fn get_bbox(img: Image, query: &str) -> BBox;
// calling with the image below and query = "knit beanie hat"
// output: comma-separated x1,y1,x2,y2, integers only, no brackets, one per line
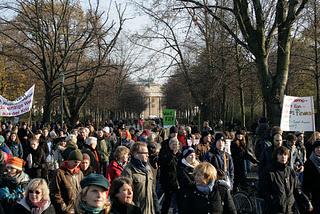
80,173,109,190
6,157,25,171
67,149,83,161
182,147,195,159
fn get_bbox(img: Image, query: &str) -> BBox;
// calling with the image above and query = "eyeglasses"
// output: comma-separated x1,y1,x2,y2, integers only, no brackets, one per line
29,190,41,194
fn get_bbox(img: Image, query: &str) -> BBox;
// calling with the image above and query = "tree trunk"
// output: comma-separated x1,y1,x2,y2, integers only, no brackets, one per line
42,87,53,125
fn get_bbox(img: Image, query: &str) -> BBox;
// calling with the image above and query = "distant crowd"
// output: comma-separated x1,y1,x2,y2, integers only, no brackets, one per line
0,118,319,214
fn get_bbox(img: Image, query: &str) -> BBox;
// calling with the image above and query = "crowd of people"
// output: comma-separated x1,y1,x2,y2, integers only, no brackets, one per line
0,118,318,214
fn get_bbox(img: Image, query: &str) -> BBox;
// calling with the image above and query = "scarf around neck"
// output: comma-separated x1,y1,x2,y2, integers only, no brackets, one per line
130,157,148,174
79,200,104,214
309,151,320,174
196,181,215,194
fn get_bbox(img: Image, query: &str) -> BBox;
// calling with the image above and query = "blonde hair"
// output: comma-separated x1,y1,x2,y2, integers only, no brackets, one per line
75,186,111,214
193,162,217,184
25,178,50,201
114,146,130,161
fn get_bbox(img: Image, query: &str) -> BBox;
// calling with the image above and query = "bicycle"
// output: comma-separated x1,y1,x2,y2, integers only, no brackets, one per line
232,176,264,214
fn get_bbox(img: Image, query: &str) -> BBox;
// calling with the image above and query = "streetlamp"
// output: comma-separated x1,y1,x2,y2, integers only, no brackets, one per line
59,73,65,128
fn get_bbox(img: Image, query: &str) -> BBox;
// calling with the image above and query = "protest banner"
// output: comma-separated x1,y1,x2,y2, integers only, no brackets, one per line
280,95,315,132
163,109,176,128
0,85,35,117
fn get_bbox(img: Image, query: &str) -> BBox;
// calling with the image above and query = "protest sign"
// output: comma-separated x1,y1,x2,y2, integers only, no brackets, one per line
163,109,176,128
0,85,35,117
280,95,315,132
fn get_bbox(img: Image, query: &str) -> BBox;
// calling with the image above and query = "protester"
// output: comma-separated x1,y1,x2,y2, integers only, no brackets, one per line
109,177,142,214
96,129,112,175
181,162,236,214
159,137,180,214
231,130,258,191
6,132,23,158
195,131,211,162
0,157,30,213
80,153,94,176
305,131,320,160
263,146,313,214
176,147,199,213
303,140,320,213
0,135,12,156
206,133,234,190
10,178,55,214
122,142,160,214
75,173,111,214
50,149,84,213
82,137,100,173
106,146,130,185
24,137,46,179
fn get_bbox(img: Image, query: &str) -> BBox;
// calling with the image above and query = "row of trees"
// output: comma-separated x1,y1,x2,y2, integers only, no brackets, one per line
0,0,147,127
130,0,320,128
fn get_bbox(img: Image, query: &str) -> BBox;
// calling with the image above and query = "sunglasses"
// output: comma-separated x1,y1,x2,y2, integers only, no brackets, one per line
29,190,41,194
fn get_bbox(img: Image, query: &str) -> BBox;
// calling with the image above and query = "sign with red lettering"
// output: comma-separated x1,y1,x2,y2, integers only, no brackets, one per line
0,85,35,117
280,95,315,131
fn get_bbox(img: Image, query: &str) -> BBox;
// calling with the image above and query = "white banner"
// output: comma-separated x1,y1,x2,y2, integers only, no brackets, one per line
280,95,315,132
0,85,35,117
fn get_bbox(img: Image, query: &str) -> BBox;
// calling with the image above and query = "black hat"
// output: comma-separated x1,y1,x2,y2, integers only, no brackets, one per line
214,133,225,142
80,173,109,190
169,126,178,134
313,140,320,150
182,147,195,159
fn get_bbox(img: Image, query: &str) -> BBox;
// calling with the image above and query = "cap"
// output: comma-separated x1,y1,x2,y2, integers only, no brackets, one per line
0,135,4,144
80,173,109,190
6,157,25,171
67,149,83,161
86,137,97,145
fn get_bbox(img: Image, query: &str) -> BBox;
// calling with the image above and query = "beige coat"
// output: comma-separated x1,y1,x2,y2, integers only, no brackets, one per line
122,161,159,214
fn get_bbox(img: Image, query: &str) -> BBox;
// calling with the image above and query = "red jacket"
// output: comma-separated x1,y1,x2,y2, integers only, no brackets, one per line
105,160,124,185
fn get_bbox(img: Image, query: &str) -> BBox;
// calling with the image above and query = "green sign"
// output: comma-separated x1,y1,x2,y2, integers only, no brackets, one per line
163,109,176,128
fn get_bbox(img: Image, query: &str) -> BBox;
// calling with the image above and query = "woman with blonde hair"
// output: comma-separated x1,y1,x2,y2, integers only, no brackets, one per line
180,162,236,214
75,173,110,214
11,178,55,213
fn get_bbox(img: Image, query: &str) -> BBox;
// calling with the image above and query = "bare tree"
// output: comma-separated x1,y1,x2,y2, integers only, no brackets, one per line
0,0,125,125
178,0,309,125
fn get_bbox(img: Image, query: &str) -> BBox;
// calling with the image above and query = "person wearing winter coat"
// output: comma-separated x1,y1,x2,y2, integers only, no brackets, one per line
97,129,112,175
263,146,313,214
303,140,320,213
206,133,234,190
176,147,199,214
0,157,30,213
109,177,142,214
0,135,12,156
121,142,160,214
23,137,46,179
231,130,258,191
159,137,180,214
10,178,55,214
50,149,84,214
82,137,100,173
6,132,23,158
106,146,130,185
182,162,236,214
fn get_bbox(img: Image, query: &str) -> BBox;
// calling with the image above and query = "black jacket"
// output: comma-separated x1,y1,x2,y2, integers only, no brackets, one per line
23,145,46,179
110,200,142,214
264,162,310,214
182,183,237,214
159,150,180,191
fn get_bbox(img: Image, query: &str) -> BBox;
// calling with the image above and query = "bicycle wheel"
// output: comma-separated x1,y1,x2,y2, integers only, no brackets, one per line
233,191,254,214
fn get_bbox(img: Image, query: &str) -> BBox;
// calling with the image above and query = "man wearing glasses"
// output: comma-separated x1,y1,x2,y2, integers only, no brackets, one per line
122,142,160,214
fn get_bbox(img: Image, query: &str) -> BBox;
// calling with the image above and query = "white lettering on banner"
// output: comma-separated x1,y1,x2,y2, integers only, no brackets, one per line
280,95,315,132
0,85,35,117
